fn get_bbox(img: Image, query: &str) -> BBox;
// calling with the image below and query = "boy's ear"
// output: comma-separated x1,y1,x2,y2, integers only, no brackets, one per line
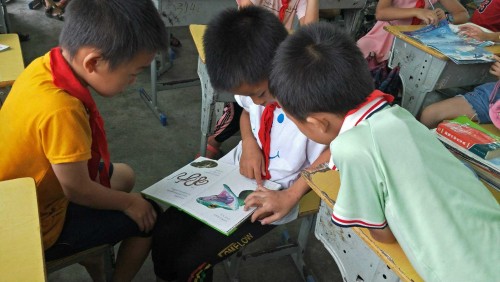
81,51,104,74
306,112,343,134
305,114,329,133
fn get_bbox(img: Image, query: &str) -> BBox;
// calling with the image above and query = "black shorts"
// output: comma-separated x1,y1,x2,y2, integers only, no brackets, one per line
44,163,159,261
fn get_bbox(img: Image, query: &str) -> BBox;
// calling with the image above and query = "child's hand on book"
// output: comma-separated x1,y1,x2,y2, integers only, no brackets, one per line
434,8,447,22
244,186,297,225
415,9,439,25
240,139,266,186
458,24,488,42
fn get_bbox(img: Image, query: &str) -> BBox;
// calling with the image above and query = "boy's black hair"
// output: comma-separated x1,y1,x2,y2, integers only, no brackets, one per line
270,22,375,121
59,0,168,70
203,6,288,91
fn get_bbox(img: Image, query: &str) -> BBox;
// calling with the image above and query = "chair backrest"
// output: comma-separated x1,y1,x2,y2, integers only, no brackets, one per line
0,177,46,282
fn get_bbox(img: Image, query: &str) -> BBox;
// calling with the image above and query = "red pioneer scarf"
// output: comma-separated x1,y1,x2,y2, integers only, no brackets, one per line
279,0,290,22
411,0,425,25
258,102,280,180
50,47,111,187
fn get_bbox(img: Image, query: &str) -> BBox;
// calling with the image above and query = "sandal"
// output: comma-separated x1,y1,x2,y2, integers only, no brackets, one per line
170,33,182,48
195,144,224,160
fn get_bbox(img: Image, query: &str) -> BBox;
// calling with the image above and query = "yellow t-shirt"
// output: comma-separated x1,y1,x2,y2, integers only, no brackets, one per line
0,52,92,249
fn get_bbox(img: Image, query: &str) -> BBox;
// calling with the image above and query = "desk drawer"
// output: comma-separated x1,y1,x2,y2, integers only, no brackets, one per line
315,201,400,282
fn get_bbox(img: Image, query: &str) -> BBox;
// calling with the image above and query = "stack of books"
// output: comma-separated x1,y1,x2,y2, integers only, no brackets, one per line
435,116,500,191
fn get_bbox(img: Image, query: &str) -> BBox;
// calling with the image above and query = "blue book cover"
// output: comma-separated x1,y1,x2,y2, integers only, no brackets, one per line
403,20,495,64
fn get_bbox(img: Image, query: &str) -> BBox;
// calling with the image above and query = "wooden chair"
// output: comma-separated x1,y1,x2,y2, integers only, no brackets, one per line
190,24,236,157
223,190,321,282
0,177,115,281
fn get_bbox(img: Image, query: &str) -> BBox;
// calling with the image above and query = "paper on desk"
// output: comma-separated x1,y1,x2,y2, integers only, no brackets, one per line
0,44,9,52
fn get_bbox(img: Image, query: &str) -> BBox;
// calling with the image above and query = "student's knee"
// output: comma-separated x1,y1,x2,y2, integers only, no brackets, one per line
420,96,475,128
110,163,135,192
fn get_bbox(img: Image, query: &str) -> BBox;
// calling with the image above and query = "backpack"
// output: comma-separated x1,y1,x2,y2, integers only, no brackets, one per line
366,52,402,105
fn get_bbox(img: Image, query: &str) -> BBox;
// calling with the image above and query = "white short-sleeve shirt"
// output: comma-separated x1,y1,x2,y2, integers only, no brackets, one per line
220,95,326,224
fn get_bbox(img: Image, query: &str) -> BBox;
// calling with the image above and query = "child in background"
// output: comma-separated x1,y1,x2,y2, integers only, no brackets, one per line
420,55,500,128
0,0,168,280
237,0,319,30
152,7,328,281
201,0,319,159
270,22,499,281
469,0,500,32
357,0,468,63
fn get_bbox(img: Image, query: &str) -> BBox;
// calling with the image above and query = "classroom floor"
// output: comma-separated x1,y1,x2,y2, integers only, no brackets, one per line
4,0,344,281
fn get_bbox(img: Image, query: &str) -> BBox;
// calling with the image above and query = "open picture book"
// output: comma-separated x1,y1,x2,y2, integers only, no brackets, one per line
141,157,282,235
403,20,495,64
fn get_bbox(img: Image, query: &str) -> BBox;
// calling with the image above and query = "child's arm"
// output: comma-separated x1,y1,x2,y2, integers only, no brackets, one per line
52,161,157,232
375,0,439,25
459,25,500,42
239,110,266,185
245,149,330,224
369,226,397,244
299,0,319,26
237,0,253,7
439,0,469,24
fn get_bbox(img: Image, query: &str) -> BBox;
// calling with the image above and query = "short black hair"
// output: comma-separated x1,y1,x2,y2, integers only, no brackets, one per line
59,0,168,70
270,22,374,121
203,6,288,91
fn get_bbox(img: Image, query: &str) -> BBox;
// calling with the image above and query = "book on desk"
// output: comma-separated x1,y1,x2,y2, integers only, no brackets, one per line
141,157,281,236
434,117,500,191
403,20,495,64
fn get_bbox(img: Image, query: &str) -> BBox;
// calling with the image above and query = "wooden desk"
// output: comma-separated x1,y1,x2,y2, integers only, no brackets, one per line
0,177,46,282
0,33,24,88
190,24,236,157
384,25,500,116
303,163,500,282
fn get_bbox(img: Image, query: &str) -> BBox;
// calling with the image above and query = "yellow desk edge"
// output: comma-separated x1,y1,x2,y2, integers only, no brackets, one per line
0,177,46,282
384,25,500,61
0,33,25,88
190,24,207,64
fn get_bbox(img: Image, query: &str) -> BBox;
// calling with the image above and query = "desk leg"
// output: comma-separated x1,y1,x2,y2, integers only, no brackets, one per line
388,40,446,116
315,202,401,282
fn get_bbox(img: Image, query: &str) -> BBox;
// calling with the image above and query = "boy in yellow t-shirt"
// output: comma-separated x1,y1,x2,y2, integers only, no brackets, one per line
0,0,167,280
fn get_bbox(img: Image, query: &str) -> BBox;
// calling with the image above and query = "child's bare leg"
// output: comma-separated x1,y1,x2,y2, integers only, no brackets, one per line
79,253,106,282
420,96,476,128
113,236,152,282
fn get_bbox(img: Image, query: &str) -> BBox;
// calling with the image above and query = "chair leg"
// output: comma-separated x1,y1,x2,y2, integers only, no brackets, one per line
291,214,317,282
224,249,243,282
103,245,116,282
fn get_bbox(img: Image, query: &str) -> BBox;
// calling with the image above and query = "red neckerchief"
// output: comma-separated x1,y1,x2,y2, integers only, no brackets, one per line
411,0,425,25
279,0,290,22
258,102,280,180
50,47,111,187
330,90,394,171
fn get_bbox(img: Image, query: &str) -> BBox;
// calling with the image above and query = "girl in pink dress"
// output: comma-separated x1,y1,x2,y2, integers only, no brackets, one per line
357,0,469,63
